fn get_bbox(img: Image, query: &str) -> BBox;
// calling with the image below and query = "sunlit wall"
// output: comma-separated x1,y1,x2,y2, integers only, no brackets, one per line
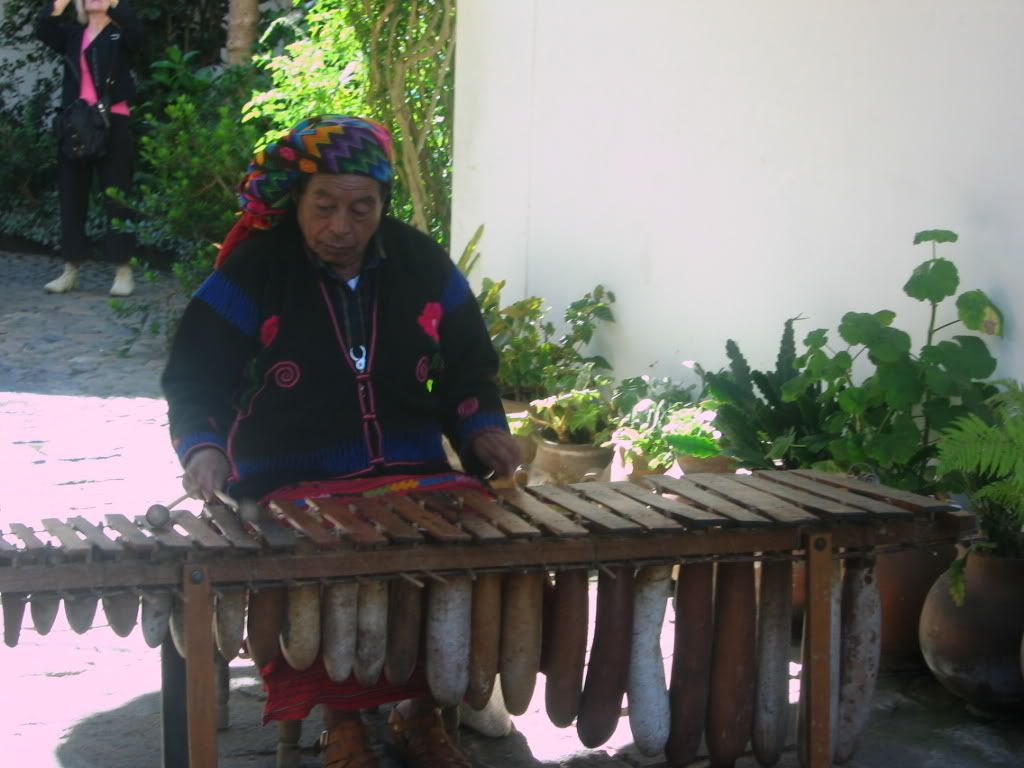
452,1,1023,385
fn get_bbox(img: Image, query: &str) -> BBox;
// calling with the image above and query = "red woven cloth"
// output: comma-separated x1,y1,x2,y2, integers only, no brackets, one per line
254,472,488,723
260,658,430,724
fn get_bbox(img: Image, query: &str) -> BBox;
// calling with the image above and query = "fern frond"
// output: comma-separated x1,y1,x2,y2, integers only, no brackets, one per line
938,402,1024,487
973,480,1024,517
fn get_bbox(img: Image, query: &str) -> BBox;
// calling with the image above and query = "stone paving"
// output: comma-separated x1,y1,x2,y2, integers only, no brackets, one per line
1,249,1022,767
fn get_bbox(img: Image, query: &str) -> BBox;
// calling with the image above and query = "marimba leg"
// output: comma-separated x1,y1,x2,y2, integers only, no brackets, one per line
276,720,302,768
216,653,230,731
160,632,188,768
799,533,837,768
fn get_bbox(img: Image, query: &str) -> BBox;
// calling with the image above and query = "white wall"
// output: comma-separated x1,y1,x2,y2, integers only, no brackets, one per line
452,1,1024,387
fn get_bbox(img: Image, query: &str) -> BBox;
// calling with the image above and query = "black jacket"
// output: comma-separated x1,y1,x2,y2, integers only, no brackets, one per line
162,216,509,500
36,1,143,108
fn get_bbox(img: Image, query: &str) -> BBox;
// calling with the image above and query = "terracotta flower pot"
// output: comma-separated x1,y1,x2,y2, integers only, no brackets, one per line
528,437,613,486
792,545,956,652
674,454,736,475
919,551,1024,712
875,545,955,670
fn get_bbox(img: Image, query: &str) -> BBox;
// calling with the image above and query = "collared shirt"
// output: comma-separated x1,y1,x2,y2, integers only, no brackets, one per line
311,233,387,356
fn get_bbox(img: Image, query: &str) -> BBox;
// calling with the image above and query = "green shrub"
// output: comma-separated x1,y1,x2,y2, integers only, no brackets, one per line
116,59,264,293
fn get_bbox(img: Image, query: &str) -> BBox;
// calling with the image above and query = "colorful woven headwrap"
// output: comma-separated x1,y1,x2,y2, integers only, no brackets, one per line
216,115,394,268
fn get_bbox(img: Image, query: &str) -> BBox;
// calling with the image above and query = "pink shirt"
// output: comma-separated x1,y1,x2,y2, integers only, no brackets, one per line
79,28,129,116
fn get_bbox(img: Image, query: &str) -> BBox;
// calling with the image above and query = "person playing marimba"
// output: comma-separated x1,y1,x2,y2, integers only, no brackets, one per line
162,115,520,768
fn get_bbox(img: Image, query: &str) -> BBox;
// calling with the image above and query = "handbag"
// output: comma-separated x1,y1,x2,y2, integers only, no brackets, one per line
55,32,118,161
56,98,111,160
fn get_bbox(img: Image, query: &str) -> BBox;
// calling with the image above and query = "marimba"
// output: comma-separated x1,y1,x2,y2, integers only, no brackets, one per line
0,470,973,768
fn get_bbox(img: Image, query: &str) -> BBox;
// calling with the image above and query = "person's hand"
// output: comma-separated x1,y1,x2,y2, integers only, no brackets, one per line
52,0,72,15
183,447,232,501
470,431,521,479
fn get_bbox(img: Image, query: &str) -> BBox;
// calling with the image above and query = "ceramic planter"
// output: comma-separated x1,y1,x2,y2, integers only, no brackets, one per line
674,454,736,475
528,436,613,486
919,551,1024,711
875,545,955,669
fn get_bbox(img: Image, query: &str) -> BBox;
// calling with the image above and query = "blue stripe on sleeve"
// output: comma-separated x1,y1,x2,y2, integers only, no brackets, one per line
440,265,471,313
175,431,227,463
455,410,509,450
194,271,260,338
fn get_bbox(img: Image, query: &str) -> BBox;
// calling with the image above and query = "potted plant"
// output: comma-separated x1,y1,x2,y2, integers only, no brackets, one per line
699,315,844,472
780,230,1003,492
777,229,1005,664
526,365,616,485
477,279,616,465
603,375,729,480
919,380,1024,711
477,278,616,404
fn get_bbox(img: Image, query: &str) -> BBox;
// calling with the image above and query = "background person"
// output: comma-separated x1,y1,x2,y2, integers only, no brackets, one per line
36,0,141,296
162,115,520,768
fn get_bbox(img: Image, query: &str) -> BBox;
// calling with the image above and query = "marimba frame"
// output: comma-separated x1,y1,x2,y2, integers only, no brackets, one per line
0,470,973,768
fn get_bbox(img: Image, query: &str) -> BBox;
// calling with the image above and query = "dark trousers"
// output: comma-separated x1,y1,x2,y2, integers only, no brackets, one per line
57,113,137,264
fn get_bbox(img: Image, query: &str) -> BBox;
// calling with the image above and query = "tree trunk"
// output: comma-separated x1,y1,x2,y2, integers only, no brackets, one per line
225,0,261,66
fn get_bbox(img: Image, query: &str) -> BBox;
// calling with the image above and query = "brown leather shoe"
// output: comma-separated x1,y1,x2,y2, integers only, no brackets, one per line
318,716,380,768
387,708,472,768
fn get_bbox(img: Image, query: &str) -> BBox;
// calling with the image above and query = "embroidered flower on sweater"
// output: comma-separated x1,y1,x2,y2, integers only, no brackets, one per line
417,302,443,342
415,355,430,383
260,315,280,347
457,397,479,419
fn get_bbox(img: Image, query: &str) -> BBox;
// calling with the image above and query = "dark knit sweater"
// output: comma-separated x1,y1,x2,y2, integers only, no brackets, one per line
162,216,508,500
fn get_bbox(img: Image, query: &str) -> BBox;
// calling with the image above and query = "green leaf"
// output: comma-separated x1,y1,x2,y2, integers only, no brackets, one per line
804,329,829,350
824,411,850,433
866,327,912,364
864,413,922,466
903,257,959,303
829,351,854,377
947,555,967,606
838,388,871,416
957,290,1004,337
874,310,897,326
839,312,886,346
828,434,867,466
781,374,810,403
913,229,959,245
922,400,966,434
766,432,796,460
875,361,923,409
923,362,956,396
804,350,831,378
666,433,720,459
937,336,998,381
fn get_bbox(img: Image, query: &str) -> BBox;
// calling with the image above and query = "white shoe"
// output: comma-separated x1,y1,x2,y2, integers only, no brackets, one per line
44,263,79,294
110,265,135,297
